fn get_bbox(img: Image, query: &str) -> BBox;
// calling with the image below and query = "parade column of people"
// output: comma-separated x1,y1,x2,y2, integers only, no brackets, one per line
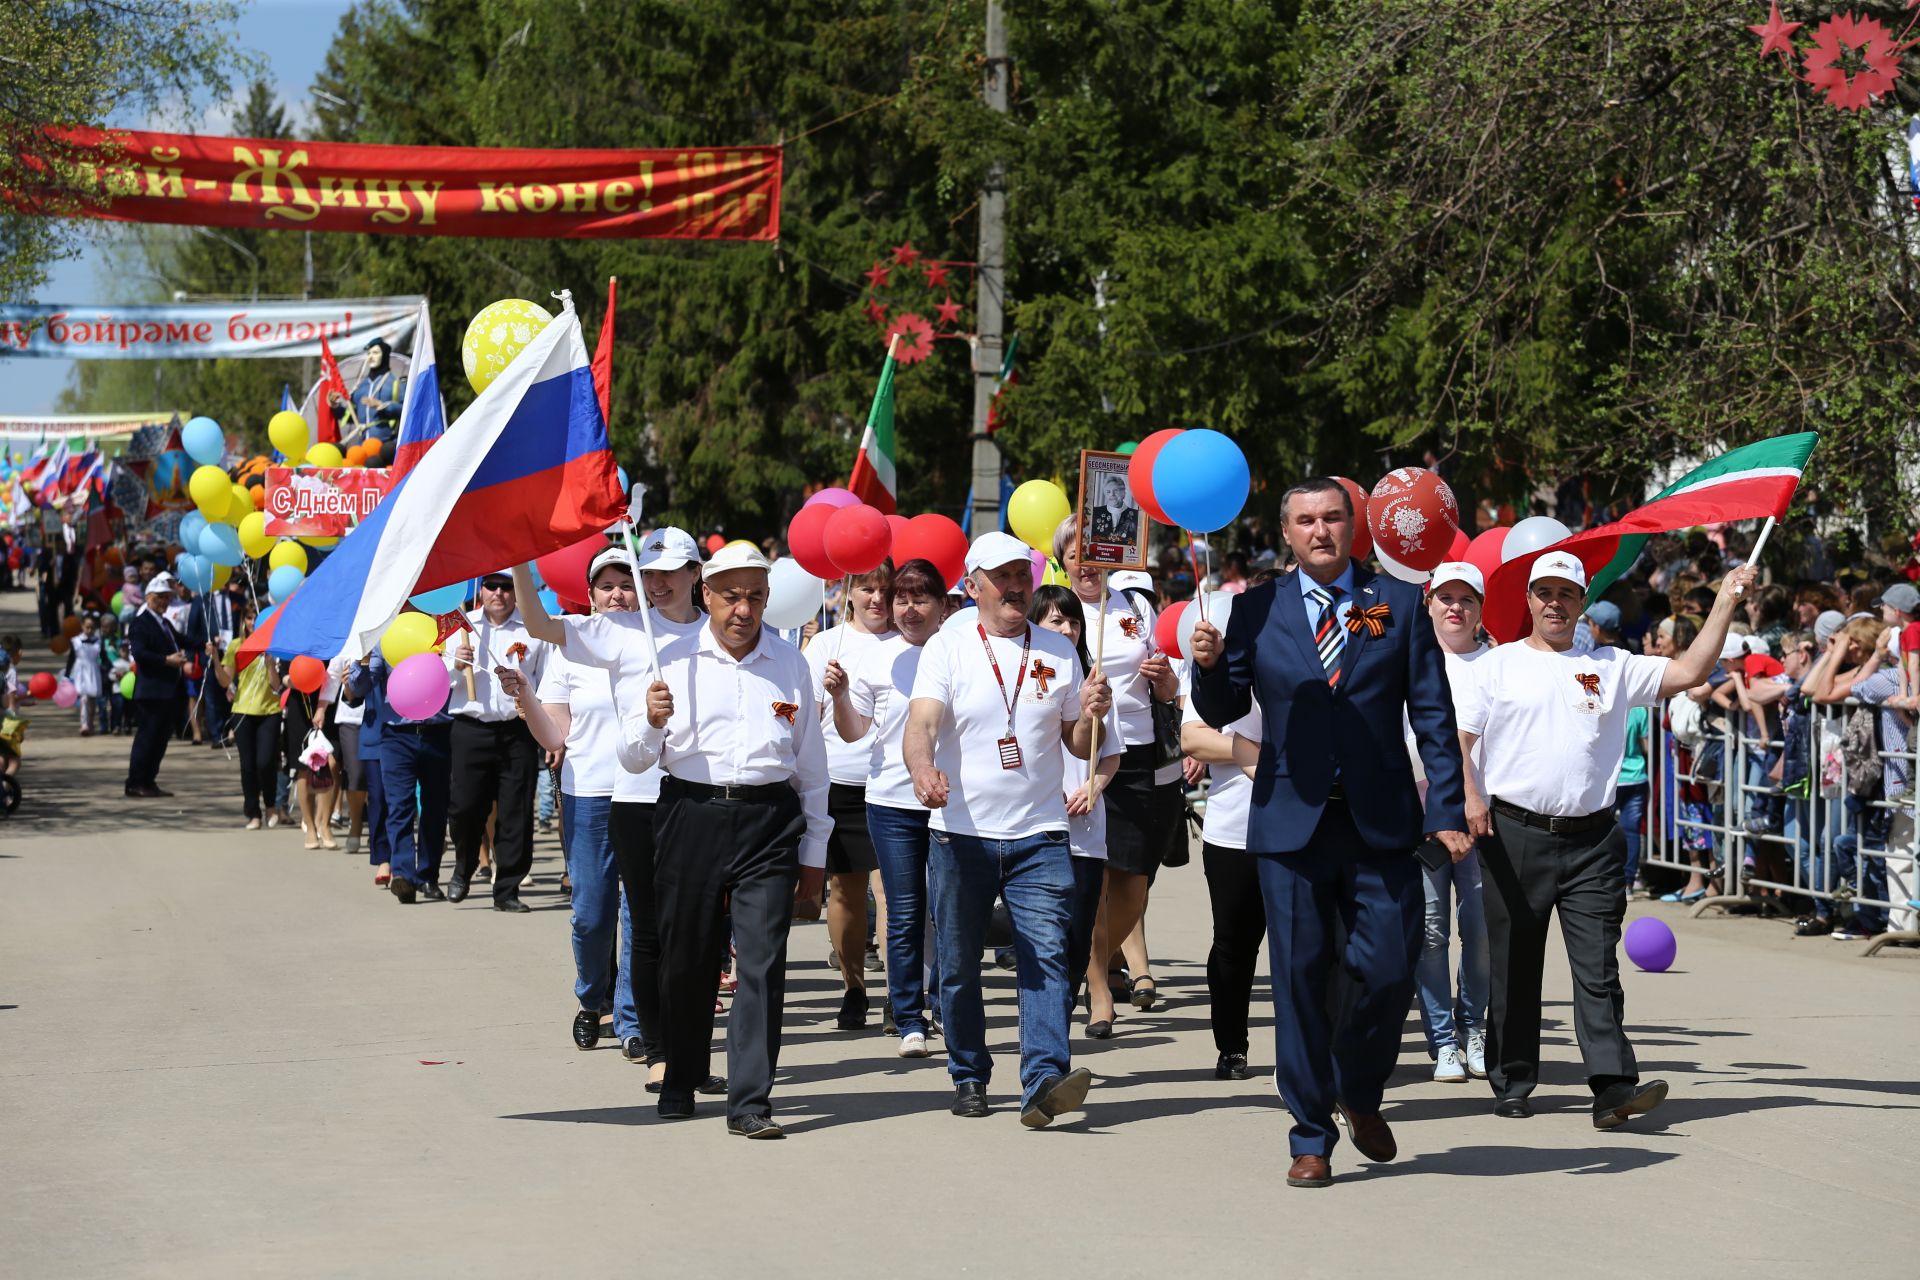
349,648,452,903
124,571,186,799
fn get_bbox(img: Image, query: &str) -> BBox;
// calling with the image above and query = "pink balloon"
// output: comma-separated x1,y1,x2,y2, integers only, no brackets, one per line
52,679,79,709
1030,549,1046,588
388,652,451,721
804,487,861,509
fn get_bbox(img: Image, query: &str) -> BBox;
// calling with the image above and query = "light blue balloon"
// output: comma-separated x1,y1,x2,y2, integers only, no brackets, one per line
538,588,559,615
179,510,208,547
1152,429,1250,533
409,580,469,614
173,552,213,593
182,416,225,467
198,521,243,567
269,564,304,603
617,466,630,496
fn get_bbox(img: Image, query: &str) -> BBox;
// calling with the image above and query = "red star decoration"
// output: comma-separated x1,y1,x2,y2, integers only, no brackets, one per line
1801,12,1905,112
891,241,921,267
862,299,889,329
934,295,964,328
884,312,935,365
924,261,950,288
863,261,892,289
1749,1,1803,62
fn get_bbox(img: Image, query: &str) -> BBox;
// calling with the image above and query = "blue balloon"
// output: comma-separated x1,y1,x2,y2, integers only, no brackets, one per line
173,552,213,593
1152,429,1250,533
198,521,243,567
182,416,225,467
617,466,630,496
538,588,559,615
269,564,304,603
409,580,469,614
178,510,208,547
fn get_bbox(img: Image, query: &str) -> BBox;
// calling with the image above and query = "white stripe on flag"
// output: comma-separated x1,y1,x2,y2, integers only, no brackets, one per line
1667,466,1804,497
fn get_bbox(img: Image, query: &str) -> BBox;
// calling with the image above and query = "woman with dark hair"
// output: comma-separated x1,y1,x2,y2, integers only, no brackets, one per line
826,558,946,1055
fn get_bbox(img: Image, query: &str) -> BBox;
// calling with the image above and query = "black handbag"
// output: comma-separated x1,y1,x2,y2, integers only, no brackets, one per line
1151,695,1182,769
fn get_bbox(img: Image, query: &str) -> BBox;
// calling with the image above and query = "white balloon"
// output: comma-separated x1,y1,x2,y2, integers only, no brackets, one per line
763,557,825,631
1374,540,1429,584
1501,515,1573,563
1177,589,1236,657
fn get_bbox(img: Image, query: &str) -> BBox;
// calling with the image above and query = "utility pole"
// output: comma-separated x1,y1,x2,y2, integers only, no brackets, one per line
968,0,1009,536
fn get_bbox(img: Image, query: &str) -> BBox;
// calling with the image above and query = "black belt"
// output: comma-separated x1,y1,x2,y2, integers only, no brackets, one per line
1492,798,1612,835
386,721,448,735
662,775,794,804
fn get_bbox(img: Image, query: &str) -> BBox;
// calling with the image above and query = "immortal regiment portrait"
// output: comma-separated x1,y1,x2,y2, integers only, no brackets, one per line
1075,449,1147,570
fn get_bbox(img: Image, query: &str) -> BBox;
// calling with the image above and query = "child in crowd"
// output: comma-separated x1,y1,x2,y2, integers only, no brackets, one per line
64,613,107,736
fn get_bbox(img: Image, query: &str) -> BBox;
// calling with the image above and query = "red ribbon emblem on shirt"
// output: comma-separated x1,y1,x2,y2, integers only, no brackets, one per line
1030,660,1056,694
771,701,799,724
505,641,528,663
1575,672,1602,697
1344,603,1392,638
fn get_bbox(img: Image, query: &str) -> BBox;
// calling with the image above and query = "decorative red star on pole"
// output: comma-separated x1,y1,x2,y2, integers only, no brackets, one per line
891,241,921,267
863,261,892,289
1749,1,1803,62
862,299,889,328
934,295,964,328
924,261,950,289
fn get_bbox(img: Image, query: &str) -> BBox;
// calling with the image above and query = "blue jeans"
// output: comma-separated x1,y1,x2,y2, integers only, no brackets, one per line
868,802,937,1037
1414,848,1487,1053
1615,783,1648,888
380,724,451,888
363,755,393,867
561,793,638,1040
930,828,1075,1109
537,764,556,825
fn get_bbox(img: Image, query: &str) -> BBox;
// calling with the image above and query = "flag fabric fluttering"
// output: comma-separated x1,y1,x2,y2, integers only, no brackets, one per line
591,277,617,425
242,294,624,668
316,336,352,445
1482,432,1820,643
389,301,446,481
847,336,898,513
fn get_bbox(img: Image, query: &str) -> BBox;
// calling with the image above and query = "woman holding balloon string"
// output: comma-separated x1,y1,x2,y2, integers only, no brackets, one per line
215,600,285,831
281,652,339,850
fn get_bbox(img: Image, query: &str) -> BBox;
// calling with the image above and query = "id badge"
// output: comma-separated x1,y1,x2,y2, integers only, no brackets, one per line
997,736,1023,770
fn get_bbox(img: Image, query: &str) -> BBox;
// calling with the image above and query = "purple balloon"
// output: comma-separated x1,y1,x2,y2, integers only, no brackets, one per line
387,652,451,721
804,486,861,509
1029,548,1046,589
1623,917,1676,972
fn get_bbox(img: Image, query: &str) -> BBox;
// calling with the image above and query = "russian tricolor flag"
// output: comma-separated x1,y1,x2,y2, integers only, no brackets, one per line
248,294,622,665
391,301,446,480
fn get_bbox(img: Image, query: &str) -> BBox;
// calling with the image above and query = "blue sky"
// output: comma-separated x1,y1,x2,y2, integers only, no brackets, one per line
9,0,358,414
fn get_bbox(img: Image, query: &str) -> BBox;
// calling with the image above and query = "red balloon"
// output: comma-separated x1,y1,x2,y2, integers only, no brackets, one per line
785,503,841,579
823,504,893,576
1332,477,1373,561
1446,526,1472,561
885,513,911,552
1153,599,1190,657
288,655,327,694
535,534,606,606
1367,467,1460,574
27,671,56,700
704,534,725,553
1128,428,1185,527
892,513,968,587
1463,526,1509,589
558,596,590,616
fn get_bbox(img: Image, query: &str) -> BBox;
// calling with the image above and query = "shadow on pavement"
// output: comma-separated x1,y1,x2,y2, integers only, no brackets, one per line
1340,1144,1680,1180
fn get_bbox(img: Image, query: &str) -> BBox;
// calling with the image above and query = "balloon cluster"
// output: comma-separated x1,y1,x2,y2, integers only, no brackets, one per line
774,489,971,630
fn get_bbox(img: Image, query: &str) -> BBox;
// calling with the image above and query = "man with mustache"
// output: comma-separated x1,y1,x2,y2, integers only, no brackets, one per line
1456,551,1756,1128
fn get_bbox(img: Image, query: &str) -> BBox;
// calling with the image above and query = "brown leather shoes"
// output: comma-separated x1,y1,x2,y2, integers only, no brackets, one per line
1286,1154,1333,1188
1337,1103,1398,1162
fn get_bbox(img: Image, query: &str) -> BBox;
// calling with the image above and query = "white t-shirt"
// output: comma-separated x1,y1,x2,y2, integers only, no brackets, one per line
846,634,928,811
910,621,1084,840
328,655,364,726
1064,699,1126,860
1081,587,1157,746
1183,694,1262,851
537,651,622,799
1406,643,1490,794
562,608,704,691
560,609,704,801
805,623,895,785
1455,642,1669,817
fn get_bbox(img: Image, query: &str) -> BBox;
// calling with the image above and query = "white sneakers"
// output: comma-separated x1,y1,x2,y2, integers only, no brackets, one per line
898,1032,929,1058
1465,1029,1488,1078
1434,1044,1468,1083
244,818,261,831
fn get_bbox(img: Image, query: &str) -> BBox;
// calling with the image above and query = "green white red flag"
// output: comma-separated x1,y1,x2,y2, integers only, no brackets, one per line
848,338,898,513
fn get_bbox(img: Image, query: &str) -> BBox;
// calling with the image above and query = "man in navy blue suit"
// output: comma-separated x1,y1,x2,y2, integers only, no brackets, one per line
1192,477,1470,1189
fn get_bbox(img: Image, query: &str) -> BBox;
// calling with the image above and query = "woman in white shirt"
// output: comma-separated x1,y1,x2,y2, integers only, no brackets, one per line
825,557,945,1056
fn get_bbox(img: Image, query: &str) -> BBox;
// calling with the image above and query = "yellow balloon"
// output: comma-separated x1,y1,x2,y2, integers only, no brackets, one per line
305,442,344,469
189,465,231,519
462,298,553,394
227,483,252,523
298,535,340,548
268,409,309,464
238,511,274,558
268,540,309,574
1007,479,1072,551
380,611,439,665
212,563,233,589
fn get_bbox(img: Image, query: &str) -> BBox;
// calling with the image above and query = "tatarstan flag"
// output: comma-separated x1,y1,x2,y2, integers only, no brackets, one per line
1483,432,1820,643
847,338,897,514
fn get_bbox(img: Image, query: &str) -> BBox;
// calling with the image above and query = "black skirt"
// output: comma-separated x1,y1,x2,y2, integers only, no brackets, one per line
826,781,879,874
1104,743,1183,876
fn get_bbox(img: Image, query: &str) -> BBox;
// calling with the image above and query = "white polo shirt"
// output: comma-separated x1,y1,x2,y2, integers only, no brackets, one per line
1456,641,1669,818
804,622,896,786
559,609,705,803
909,621,1084,840
445,608,550,722
845,634,929,812
617,622,833,868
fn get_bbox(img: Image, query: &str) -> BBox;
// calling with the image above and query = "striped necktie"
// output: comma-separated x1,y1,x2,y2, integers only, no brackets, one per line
1307,586,1345,685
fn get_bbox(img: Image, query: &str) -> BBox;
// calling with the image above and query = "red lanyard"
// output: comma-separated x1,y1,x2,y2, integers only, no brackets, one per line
977,624,1030,736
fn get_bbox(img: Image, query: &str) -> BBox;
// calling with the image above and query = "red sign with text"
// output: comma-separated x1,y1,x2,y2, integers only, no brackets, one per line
264,466,396,536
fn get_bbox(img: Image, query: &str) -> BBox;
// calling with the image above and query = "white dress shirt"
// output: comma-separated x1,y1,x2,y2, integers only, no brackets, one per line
617,621,833,868
444,607,550,722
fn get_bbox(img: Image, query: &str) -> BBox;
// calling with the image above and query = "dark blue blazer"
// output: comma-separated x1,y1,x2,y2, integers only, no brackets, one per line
1191,560,1466,854
126,608,184,702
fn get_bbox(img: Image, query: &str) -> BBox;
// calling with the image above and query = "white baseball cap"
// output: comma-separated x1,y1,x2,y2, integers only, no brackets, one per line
702,541,772,580
1426,561,1485,596
1741,633,1770,656
635,525,700,573
1110,569,1154,595
1719,634,1746,661
588,546,634,582
144,572,178,596
1527,552,1587,590
964,531,1033,574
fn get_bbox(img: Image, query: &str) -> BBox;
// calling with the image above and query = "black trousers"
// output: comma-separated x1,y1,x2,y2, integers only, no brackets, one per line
232,712,281,819
127,697,178,789
653,778,803,1118
1481,809,1637,1101
610,799,666,1063
1202,841,1267,1057
448,716,539,901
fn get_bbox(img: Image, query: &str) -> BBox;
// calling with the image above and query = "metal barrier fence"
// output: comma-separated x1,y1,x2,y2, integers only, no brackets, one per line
1642,696,1918,956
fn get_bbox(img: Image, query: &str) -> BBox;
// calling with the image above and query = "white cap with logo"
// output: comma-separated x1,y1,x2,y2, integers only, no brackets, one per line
144,572,179,596
703,542,772,580
1109,569,1154,595
1426,561,1485,596
587,545,634,582
635,526,700,573
964,531,1033,574
1527,552,1587,590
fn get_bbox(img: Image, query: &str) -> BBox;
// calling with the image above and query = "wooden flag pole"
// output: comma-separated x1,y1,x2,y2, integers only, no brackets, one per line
1087,572,1110,799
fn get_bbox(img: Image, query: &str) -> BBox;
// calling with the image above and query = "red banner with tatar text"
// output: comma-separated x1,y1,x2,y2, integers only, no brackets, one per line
23,128,782,241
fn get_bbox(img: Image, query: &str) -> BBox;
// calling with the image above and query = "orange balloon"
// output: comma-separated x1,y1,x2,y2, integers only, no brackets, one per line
50,635,71,655
61,615,83,638
251,485,266,509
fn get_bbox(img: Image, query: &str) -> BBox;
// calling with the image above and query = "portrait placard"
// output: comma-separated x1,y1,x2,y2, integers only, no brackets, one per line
1074,450,1148,571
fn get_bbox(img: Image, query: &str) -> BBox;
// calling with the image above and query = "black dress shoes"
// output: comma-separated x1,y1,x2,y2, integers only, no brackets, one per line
1594,1079,1669,1130
1020,1067,1093,1129
415,881,446,902
836,987,869,1030
657,1091,695,1119
622,1037,646,1063
493,895,531,913
696,1074,728,1096
1494,1096,1533,1119
446,877,470,903
389,877,417,905
572,1009,601,1051
1215,1052,1250,1080
951,1082,989,1118
727,1114,785,1139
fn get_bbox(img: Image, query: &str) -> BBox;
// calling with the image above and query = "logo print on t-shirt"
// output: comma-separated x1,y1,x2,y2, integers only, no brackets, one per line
1118,615,1142,639
771,701,799,724
1030,660,1056,695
